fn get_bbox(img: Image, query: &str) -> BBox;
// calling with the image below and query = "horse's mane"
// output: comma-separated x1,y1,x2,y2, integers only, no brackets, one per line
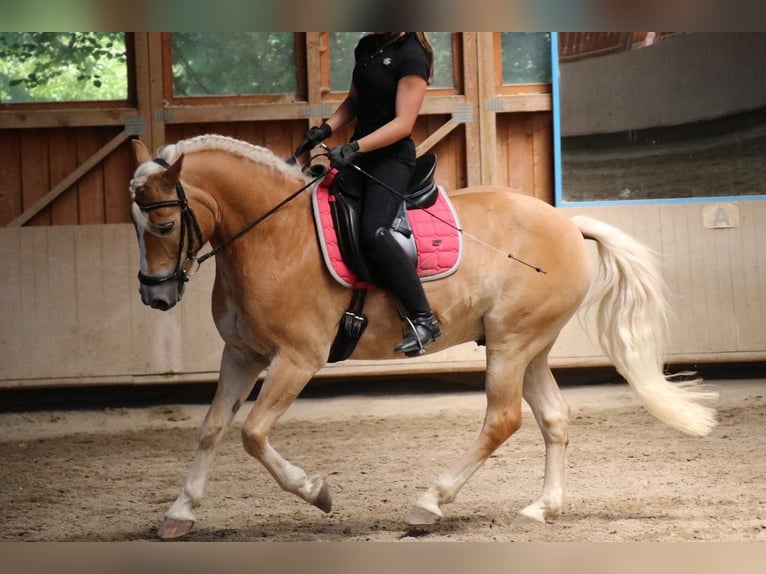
166,134,306,180
130,134,309,231
132,134,307,194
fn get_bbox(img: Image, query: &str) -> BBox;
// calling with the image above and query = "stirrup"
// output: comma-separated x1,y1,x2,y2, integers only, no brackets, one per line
395,314,442,356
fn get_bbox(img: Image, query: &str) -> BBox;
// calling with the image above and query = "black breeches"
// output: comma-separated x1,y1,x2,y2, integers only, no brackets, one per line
345,157,431,315
357,158,413,252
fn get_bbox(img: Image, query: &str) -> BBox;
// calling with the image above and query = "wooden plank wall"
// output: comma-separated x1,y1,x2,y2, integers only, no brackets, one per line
496,112,553,202
0,127,133,226
0,224,224,386
553,202,766,364
2,200,764,387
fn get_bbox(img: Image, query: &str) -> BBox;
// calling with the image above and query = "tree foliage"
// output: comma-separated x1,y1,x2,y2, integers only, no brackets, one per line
0,33,551,104
329,33,455,92
0,32,127,103
171,33,297,96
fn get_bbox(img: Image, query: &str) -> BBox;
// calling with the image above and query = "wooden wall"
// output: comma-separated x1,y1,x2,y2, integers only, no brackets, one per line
0,127,133,226
3,200,765,387
0,33,552,229
3,33,762,388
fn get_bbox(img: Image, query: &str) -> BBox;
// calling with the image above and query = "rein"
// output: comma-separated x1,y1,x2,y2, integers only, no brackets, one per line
135,157,325,286
196,170,325,266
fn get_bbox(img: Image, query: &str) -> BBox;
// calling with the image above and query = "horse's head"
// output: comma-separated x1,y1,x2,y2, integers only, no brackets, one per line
130,139,202,311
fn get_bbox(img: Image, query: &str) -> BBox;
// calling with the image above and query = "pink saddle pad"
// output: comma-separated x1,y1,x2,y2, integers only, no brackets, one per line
312,170,463,288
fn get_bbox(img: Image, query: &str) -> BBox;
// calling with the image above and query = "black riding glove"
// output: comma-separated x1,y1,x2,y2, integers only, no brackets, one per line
328,141,361,169
305,123,332,147
292,123,332,159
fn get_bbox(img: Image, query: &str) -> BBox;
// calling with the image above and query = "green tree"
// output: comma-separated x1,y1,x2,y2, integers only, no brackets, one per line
171,33,296,96
330,32,454,92
0,32,127,103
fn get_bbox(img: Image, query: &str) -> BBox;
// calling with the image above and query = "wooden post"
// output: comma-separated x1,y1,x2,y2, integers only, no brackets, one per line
477,33,498,186
462,33,482,187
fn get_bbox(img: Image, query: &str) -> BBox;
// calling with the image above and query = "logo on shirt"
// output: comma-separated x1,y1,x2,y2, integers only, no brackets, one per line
382,57,392,66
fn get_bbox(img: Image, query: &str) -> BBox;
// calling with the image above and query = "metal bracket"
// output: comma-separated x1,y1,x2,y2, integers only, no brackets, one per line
299,105,334,118
484,99,506,112
153,110,174,124
123,115,145,136
451,104,474,123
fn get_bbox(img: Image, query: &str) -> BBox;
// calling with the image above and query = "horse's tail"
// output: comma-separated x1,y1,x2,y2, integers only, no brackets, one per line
572,215,717,437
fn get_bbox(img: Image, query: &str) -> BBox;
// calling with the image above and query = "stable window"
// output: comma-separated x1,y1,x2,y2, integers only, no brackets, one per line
498,32,552,92
165,33,305,102
326,33,458,94
0,32,129,104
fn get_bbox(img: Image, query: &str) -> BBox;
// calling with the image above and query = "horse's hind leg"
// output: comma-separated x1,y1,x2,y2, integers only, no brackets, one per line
518,347,570,523
159,345,266,539
408,347,525,525
240,355,332,513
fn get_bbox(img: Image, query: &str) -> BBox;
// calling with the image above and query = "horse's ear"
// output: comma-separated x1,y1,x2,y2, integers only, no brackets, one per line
132,139,151,164
161,154,184,184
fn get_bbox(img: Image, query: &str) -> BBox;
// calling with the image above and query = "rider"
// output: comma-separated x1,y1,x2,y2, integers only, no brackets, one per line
302,32,440,356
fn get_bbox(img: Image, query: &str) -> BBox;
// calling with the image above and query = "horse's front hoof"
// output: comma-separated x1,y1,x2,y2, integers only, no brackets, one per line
517,503,553,524
407,504,442,526
158,517,195,539
312,481,333,513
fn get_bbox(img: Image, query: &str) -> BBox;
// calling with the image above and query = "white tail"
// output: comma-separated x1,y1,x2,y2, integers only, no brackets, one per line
573,215,717,437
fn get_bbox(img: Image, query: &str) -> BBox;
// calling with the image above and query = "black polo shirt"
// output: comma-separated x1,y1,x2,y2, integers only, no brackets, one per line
351,33,430,160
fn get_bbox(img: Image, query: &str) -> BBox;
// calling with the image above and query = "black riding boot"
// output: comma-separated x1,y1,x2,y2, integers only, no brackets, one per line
394,311,442,356
372,227,442,355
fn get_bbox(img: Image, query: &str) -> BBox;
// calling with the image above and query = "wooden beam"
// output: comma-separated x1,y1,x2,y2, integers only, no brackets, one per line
7,130,130,227
415,119,459,156
149,33,166,147
0,108,134,130
133,33,153,150
462,33,482,187
306,32,327,129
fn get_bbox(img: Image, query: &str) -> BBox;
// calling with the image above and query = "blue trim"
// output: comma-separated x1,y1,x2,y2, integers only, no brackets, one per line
551,32,564,207
550,31,766,208
559,194,766,208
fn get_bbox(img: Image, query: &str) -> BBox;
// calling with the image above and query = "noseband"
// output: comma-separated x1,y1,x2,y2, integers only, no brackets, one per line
135,158,204,288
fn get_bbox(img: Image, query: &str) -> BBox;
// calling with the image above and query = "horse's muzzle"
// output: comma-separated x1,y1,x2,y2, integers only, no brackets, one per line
140,282,183,311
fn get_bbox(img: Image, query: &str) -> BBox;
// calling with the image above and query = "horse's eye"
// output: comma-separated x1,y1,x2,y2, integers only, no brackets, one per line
157,221,176,235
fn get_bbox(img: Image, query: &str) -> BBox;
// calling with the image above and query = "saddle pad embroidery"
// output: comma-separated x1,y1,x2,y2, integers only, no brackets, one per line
312,172,463,289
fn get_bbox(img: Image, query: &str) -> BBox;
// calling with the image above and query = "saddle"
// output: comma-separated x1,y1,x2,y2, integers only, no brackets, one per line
311,153,462,362
329,153,439,284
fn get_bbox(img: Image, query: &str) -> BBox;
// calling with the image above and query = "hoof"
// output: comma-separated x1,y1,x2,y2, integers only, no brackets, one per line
312,481,332,513
407,504,442,526
517,504,550,524
158,517,195,539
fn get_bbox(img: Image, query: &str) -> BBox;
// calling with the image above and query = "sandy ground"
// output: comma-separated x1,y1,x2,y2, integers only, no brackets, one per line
1,377,765,542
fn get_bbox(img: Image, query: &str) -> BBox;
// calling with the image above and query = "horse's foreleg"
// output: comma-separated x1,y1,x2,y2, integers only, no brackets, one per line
160,345,266,539
408,350,525,525
240,357,331,512
519,351,570,523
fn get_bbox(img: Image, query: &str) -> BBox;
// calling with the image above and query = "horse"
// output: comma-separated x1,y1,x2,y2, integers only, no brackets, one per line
129,134,717,539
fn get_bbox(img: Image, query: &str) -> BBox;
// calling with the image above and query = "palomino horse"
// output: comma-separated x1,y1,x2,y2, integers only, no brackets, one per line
129,134,716,539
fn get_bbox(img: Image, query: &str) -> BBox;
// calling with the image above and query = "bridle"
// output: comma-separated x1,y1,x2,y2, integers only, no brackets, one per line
134,158,203,289
134,157,326,290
